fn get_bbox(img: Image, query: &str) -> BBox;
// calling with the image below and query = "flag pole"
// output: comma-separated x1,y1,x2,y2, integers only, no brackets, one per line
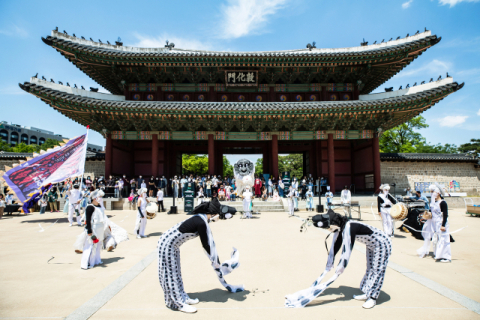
79,126,90,191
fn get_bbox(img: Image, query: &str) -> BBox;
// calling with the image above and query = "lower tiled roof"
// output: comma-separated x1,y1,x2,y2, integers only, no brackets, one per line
381,153,478,162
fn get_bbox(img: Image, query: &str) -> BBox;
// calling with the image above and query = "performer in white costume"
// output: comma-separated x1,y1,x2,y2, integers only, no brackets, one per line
80,190,107,269
341,185,352,217
286,210,392,309
242,186,253,219
197,187,205,206
67,184,83,226
135,188,149,239
157,198,243,313
325,186,334,209
377,184,397,237
417,184,452,262
287,186,295,216
306,187,314,211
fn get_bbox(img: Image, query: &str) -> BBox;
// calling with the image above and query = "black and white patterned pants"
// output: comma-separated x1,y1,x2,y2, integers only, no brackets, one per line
158,223,198,309
356,231,392,300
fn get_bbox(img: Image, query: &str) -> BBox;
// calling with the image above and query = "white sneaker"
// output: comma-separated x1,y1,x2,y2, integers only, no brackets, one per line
179,304,197,313
136,235,142,239
439,259,451,263
353,294,368,301
185,298,199,305
362,298,376,309
69,224,73,227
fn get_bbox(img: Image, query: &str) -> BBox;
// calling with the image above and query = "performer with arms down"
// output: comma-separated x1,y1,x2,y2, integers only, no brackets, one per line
285,210,392,309
80,189,107,269
377,184,397,237
135,188,149,239
157,195,244,313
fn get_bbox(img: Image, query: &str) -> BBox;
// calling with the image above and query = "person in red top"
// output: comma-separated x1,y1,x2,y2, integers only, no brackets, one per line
254,175,262,198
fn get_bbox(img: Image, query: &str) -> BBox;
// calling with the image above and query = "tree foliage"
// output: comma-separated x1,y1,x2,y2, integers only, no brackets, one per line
182,154,208,175
0,139,61,153
223,156,233,177
278,154,303,178
255,158,263,176
379,116,429,153
458,139,480,157
380,116,458,154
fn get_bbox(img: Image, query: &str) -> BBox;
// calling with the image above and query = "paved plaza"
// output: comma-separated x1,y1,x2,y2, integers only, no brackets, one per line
1,207,479,320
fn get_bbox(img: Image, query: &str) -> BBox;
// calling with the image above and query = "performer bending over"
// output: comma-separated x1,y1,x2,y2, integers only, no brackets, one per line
158,197,244,313
417,185,451,262
377,184,397,237
242,186,253,218
80,190,107,269
286,210,392,309
135,188,149,239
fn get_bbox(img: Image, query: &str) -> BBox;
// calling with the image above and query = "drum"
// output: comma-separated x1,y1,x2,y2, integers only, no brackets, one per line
146,202,157,219
390,202,408,220
422,211,432,220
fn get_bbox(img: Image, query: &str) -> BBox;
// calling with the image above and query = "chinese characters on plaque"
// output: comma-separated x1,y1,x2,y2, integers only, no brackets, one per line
225,71,258,86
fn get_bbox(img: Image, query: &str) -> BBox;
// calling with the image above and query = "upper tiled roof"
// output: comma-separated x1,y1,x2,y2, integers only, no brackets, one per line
381,153,477,162
45,30,438,57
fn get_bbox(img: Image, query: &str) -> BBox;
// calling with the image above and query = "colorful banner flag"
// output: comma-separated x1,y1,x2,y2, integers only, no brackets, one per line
2,132,88,203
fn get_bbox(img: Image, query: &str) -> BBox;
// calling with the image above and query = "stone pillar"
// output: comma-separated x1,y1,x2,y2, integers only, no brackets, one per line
151,134,158,177
105,134,112,178
271,134,278,178
208,134,215,175
372,136,381,191
327,134,335,192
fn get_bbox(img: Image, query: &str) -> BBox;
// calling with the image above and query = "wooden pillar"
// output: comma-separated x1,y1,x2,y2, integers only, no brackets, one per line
372,136,381,191
310,140,317,178
262,143,269,175
208,134,215,175
272,135,278,178
105,134,113,178
327,134,335,192
151,134,158,177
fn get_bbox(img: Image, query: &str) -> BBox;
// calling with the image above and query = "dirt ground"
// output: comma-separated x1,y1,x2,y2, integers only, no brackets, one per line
0,206,479,320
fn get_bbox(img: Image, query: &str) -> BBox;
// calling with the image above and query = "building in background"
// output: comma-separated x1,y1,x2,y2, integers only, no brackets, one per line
0,121,103,152
19,29,464,192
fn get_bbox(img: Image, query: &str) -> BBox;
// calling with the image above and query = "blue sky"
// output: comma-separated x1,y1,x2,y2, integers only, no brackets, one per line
0,0,479,164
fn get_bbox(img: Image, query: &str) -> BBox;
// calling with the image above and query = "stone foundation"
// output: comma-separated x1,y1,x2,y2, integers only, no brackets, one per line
381,161,480,195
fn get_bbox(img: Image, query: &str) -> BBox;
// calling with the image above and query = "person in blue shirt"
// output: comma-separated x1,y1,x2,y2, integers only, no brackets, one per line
409,190,430,210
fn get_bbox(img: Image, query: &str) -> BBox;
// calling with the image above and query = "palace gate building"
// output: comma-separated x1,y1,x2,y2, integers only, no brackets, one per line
19,29,463,192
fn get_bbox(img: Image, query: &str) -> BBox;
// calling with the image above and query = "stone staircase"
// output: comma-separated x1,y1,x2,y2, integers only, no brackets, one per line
220,199,285,212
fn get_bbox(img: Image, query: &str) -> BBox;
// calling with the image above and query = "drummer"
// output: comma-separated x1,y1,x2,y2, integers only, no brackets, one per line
407,191,430,210
377,184,397,237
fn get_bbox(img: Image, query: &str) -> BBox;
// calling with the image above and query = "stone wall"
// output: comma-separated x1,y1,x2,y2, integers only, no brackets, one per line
381,161,480,195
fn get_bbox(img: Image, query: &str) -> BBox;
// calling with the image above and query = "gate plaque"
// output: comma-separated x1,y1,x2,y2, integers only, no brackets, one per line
225,71,258,86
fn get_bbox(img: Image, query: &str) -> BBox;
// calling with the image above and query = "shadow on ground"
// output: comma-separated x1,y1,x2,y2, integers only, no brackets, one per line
98,257,125,267
148,232,163,237
190,289,250,303
307,286,391,307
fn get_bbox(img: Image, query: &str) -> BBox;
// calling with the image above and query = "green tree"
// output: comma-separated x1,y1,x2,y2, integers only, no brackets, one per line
40,139,61,151
458,139,480,157
182,154,208,175
11,142,40,153
278,154,303,178
255,158,263,175
379,116,429,153
416,142,457,153
0,140,11,152
223,156,234,177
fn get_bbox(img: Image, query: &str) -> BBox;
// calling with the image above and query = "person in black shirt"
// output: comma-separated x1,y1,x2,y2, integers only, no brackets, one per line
157,196,243,313
286,210,392,310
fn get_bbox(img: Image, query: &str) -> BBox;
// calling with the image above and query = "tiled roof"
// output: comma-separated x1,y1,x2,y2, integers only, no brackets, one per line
19,78,462,112
44,30,439,57
381,153,478,162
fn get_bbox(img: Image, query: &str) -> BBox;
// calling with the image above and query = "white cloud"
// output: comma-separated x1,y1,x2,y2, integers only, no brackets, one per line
0,24,28,38
437,115,469,127
438,0,480,7
130,33,214,51
395,59,452,79
218,0,288,39
402,0,413,8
